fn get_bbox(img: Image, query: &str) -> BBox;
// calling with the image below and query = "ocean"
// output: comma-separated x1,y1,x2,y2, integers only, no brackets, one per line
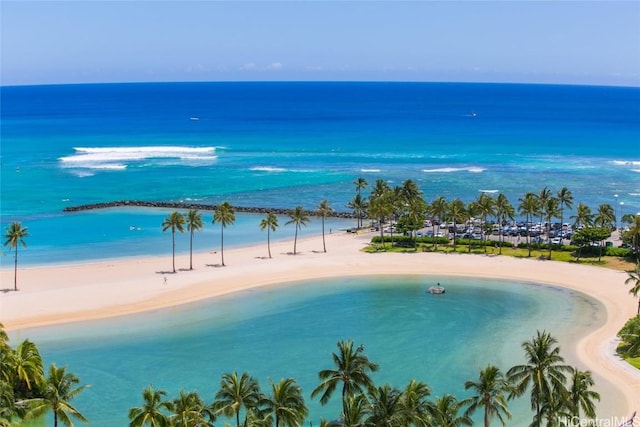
1,81,639,265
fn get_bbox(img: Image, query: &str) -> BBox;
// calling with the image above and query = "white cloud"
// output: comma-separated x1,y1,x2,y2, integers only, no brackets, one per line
267,62,283,70
240,63,256,71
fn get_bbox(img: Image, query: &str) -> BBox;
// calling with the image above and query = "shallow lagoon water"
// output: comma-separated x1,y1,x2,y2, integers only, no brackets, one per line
11,275,606,426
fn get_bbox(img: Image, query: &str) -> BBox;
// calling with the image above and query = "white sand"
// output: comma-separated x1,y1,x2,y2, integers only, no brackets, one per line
1,231,638,420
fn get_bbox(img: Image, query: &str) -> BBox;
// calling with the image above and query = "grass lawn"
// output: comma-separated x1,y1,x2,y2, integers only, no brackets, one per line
623,357,640,369
363,241,637,272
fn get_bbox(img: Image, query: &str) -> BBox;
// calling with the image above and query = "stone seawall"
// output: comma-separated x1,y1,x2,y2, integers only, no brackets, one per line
63,200,360,219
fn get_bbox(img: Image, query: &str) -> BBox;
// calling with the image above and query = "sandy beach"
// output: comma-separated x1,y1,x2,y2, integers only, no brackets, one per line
1,231,638,420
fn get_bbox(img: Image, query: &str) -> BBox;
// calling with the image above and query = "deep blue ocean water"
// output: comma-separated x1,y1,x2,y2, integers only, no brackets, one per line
1,82,639,266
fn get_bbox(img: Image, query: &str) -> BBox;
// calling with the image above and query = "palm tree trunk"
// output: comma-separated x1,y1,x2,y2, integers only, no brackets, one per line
13,245,18,291
322,217,327,253
293,228,298,254
172,231,176,273
433,224,438,250
267,229,272,258
189,230,194,270
221,227,225,266
484,408,489,427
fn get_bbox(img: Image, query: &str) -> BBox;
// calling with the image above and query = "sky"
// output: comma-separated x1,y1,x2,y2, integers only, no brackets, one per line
1,1,639,87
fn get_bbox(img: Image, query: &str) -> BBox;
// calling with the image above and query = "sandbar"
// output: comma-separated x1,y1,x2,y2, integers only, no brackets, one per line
1,231,638,420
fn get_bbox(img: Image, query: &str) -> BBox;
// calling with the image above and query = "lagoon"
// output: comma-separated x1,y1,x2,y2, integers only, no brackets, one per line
10,274,607,426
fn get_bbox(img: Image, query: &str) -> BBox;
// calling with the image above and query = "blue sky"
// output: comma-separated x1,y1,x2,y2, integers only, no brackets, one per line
2,1,639,86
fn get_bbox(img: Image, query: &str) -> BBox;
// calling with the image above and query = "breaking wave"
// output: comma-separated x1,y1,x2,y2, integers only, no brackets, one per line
59,146,217,174
422,166,486,173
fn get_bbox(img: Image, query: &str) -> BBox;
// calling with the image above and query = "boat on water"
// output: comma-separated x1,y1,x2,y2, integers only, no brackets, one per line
428,284,445,294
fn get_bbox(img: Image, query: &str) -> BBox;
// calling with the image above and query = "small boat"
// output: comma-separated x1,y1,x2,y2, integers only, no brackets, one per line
428,284,445,294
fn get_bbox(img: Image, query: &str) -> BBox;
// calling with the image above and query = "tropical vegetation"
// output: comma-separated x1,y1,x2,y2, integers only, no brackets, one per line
120,335,601,427
213,201,236,267
0,322,89,426
285,206,310,255
3,221,29,291
260,212,279,259
162,211,186,273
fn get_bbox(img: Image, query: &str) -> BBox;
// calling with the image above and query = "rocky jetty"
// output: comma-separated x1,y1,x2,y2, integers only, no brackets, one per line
63,200,359,219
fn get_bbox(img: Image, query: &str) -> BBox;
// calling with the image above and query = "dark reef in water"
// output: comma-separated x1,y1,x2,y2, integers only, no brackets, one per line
63,200,358,219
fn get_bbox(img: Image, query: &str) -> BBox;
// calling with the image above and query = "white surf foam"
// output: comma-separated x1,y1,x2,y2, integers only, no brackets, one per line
479,189,499,193
611,160,640,167
422,166,486,173
251,166,286,172
59,146,217,171
360,168,381,173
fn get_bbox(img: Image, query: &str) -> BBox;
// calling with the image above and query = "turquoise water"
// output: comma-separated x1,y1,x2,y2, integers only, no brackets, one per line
10,275,606,426
1,82,639,267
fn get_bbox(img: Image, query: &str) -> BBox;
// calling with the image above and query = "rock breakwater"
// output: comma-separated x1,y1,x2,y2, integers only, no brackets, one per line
63,200,359,219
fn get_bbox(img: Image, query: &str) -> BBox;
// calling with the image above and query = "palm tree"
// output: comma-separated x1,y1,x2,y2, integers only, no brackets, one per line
366,384,408,427
353,178,369,228
507,330,572,427
570,202,593,229
348,194,368,230
428,394,472,427
354,177,368,196
621,214,640,262
556,187,573,232
3,222,28,291
214,371,261,427
494,194,514,255
161,211,186,273
316,200,334,253
213,201,236,267
594,203,615,230
566,368,600,420
464,364,511,427
446,199,467,251
624,264,640,315
262,378,308,427
471,193,495,253
186,210,204,270
285,206,310,255
404,197,427,251
341,393,370,427
259,212,279,259
10,339,44,395
129,385,172,427
542,197,560,259
429,197,447,251
368,190,394,251
170,390,215,427
0,380,16,427
370,179,390,200
594,203,615,261
311,340,379,418
400,379,432,427
536,187,552,228
26,364,89,427
518,192,540,257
